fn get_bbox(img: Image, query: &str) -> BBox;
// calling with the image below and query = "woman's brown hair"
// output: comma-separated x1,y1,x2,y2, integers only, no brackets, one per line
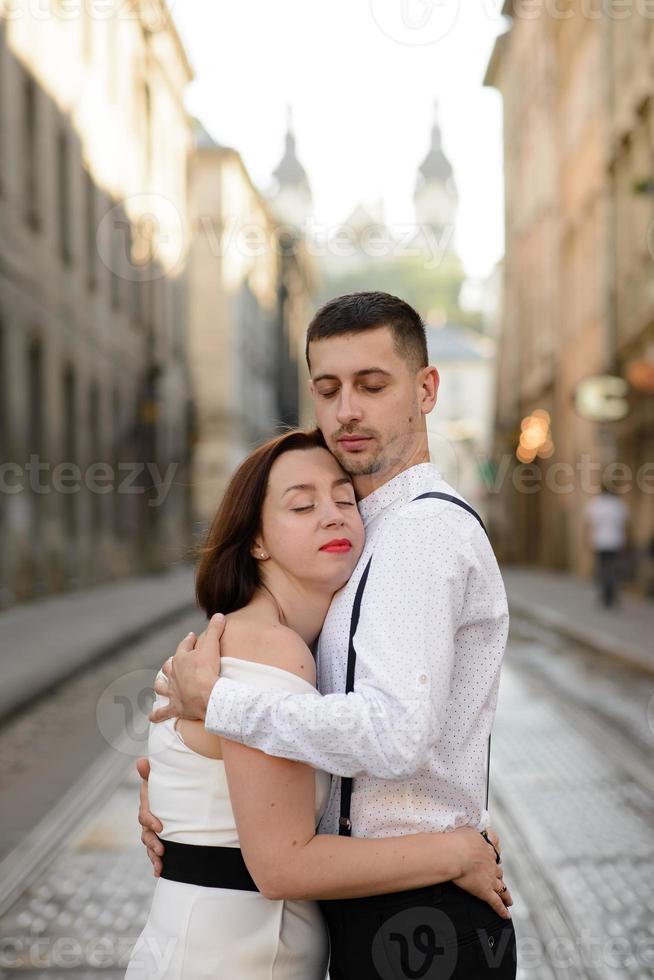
195,428,330,618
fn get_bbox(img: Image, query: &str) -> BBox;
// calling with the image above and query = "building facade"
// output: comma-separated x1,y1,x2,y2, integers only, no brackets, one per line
187,121,318,529
0,1,194,605
485,2,654,585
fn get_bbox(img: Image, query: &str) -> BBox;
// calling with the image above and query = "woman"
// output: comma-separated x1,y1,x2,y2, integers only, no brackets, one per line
126,429,512,979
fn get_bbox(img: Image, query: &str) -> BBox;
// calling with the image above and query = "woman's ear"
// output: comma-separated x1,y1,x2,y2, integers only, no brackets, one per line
250,540,269,561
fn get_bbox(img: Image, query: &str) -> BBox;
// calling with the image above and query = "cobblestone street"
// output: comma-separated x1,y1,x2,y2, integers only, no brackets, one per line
3,0,654,976
1,610,652,979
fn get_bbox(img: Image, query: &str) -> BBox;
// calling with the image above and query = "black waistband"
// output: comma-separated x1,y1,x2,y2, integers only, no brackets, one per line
159,838,259,892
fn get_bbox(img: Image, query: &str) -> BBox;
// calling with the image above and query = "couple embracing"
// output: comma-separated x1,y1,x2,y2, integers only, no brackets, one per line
127,291,517,979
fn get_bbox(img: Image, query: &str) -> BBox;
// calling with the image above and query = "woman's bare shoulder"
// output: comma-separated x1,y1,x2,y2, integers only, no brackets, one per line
222,616,317,687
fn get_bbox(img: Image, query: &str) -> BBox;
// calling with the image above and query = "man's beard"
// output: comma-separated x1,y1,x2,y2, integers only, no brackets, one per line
331,434,402,477
334,428,418,477
330,428,381,476
335,451,386,476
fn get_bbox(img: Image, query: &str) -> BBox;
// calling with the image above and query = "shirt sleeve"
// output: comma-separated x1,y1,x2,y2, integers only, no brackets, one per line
205,508,486,780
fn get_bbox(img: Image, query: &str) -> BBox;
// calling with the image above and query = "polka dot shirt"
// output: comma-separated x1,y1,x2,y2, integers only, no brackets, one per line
206,463,510,839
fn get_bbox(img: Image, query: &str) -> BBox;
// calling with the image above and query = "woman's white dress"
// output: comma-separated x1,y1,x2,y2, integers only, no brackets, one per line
125,657,332,980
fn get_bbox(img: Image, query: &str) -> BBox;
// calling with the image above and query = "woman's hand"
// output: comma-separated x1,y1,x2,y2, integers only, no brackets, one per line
449,826,513,919
136,757,164,877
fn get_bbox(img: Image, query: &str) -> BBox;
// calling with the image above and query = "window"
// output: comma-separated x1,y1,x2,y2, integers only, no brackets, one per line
27,340,43,458
57,129,72,266
0,20,5,197
143,82,152,178
85,170,97,290
111,386,125,537
0,318,5,462
109,199,123,311
62,366,77,537
23,74,39,228
27,339,44,535
89,381,102,533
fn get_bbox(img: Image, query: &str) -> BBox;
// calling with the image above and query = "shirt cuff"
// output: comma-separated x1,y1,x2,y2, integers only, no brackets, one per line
204,676,247,741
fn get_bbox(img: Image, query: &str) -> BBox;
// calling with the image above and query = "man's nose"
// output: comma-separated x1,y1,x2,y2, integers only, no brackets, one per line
335,388,362,425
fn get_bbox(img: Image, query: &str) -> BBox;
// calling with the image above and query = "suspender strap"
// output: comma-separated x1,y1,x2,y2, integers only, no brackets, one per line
411,491,489,538
339,554,373,836
338,491,492,838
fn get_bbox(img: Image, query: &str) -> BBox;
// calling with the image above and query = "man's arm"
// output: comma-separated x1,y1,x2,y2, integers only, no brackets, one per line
206,509,503,780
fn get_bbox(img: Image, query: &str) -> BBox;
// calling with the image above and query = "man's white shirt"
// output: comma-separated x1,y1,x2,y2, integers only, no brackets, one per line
205,462,510,839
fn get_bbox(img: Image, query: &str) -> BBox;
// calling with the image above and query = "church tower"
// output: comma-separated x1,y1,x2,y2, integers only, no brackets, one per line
414,101,458,248
268,107,313,230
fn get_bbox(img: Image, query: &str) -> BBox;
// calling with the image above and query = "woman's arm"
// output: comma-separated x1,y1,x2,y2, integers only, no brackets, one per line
221,629,511,918
223,735,510,918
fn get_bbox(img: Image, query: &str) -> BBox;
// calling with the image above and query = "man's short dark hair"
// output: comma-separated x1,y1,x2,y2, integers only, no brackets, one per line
305,291,428,374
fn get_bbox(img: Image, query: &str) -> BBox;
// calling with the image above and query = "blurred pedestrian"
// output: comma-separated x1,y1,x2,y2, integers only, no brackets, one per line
584,481,630,608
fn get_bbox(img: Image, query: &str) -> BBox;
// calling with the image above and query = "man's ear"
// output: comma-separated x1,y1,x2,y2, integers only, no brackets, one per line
420,365,439,414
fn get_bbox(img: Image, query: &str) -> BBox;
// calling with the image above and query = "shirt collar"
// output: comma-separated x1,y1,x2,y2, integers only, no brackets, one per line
357,462,443,527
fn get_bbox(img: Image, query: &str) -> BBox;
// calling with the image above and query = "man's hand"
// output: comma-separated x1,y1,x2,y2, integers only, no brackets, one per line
149,614,226,724
137,757,164,877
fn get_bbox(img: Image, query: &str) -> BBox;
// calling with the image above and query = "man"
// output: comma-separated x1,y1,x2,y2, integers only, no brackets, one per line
584,480,630,608
139,291,516,978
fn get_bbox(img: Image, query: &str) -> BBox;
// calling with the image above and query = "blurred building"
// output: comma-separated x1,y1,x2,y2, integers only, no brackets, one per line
266,112,320,431
268,107,313,233
485,3,654,586
0,2,194,605
425,321,497,515
187,119,318,528
318,107,481,332
414,100,459,255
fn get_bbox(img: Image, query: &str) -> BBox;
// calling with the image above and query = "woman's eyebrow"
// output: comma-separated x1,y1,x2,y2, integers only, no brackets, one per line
282,477,352,497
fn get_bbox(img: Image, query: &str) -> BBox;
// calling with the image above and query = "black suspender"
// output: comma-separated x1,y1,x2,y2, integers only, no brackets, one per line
338,555,373,835
338,491,493,837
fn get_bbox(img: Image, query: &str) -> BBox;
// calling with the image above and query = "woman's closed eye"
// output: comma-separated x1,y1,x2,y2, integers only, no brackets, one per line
291,501,355,512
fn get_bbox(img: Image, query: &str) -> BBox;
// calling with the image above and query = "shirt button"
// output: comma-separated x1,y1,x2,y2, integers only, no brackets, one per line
418,674,428,685
488,936,495,948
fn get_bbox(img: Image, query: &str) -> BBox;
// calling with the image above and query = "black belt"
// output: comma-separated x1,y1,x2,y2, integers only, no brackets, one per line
159,838,259,891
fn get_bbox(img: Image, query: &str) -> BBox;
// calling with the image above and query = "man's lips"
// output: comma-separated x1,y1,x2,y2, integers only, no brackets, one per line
319,539,352,553
337,435,373,451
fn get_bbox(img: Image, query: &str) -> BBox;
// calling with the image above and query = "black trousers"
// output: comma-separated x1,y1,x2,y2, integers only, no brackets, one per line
595,548,621,607
319,881,517,980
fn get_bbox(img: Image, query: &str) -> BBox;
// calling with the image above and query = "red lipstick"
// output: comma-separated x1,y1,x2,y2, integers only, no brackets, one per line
319,539,352,553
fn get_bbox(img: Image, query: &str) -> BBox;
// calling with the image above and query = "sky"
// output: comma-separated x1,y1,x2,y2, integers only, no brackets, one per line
171,0,509,280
